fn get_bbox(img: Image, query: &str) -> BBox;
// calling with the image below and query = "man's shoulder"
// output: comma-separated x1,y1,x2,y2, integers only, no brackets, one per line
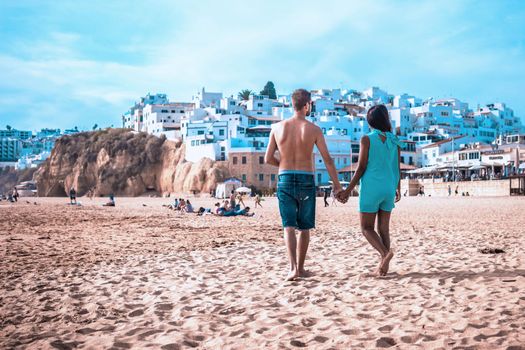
305,121,321,133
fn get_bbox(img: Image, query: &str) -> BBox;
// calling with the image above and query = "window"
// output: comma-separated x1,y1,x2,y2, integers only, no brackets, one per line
242,156,247,164
259,156,264,164
257,103,263,107
271,174,276,181
171,110,176,113
233,157,238,165
259,174,264,181
317,173,322,183
198,130,204,135
191,140,195,146
219,129,225,136
242,174,246,181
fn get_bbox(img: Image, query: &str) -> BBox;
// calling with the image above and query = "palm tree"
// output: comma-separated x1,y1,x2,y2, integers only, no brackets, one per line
238,89,253,101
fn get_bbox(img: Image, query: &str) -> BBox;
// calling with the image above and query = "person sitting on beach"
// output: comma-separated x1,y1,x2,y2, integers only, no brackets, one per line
69,187,77,205
265,88,342,281
337,105,401,277
178,198,186,211
214,202,226,216
172,198,179,210
185,200,194,213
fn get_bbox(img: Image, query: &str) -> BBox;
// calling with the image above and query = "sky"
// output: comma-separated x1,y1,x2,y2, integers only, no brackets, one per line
0,0,524,131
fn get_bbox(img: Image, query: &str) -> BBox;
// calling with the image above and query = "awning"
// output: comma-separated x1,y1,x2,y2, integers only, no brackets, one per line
469,164,486,170
407,166,437,174
519,163,525,169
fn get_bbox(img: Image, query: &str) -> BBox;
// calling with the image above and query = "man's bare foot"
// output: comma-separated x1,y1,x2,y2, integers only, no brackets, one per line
298,269,312,278
286,270,299,281
379,250,394,276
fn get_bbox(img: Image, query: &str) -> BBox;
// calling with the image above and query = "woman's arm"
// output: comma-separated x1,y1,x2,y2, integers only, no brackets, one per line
347,136,370,191
338,136,369,202
396,146,401,202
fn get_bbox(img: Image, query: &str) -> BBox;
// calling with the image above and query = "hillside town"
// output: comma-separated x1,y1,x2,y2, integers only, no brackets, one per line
0,127,82,170
121,85,525,190
2,84,524,194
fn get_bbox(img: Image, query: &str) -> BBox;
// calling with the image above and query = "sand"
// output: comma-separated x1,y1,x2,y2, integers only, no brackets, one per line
1,196,524,349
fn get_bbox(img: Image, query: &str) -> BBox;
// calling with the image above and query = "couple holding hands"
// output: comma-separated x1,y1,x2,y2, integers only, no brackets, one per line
265,89,402,281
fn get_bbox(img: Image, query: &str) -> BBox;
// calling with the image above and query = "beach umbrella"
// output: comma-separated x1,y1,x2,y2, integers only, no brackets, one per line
235,187,252,194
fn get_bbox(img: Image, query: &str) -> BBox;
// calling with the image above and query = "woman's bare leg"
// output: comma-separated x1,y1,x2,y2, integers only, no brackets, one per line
360,212,388,275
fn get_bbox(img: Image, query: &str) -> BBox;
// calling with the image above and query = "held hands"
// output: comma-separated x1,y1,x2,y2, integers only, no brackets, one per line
336,188,352,204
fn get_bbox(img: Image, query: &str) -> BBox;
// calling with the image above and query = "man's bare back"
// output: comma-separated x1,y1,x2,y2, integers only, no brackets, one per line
271,118,319,172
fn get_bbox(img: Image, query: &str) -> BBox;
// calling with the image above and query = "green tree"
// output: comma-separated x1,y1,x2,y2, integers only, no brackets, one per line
238,89,253,101
92,124,98,130
260,81,277,99
6,125,12,131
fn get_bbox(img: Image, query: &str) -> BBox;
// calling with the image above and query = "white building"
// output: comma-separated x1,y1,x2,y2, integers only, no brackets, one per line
193,87,223,108
142,102,194,140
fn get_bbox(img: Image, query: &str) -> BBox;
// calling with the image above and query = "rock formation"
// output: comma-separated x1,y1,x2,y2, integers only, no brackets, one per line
35,129,230,197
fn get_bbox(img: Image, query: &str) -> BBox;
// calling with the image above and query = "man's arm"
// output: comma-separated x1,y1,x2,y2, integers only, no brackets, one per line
315,127,342,192
264,129,279,167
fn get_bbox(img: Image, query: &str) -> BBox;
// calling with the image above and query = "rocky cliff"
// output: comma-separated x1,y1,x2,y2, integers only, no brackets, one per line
35,129,230,197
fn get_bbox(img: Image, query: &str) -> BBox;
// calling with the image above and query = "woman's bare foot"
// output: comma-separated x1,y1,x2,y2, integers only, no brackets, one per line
298,269,312,278
286,270,299,281
379,250,394,276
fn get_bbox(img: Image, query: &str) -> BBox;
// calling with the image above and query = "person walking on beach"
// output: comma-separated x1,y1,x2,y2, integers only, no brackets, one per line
237,193,246,208
229,190,237,209
330,188,338,206
254,194,262,208
448,185,452,196
265,88,342,281
323,189,329,207
69,187,77,205
12,188,19,202
337,105,401,276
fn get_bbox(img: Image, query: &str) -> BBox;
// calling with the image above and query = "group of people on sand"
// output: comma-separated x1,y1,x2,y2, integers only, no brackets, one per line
265,89,400,281
165,194,255,217
0,187,19,203
168,198,195,213
213,199,254,217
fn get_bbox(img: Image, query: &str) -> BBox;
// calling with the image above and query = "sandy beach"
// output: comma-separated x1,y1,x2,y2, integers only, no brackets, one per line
1,196,524,349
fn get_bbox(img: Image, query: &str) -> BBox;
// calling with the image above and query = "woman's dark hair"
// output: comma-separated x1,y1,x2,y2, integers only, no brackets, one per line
366,105,392,132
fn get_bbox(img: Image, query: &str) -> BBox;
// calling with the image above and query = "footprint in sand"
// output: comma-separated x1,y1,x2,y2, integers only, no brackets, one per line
128,309,144,317
376,337,396,347
156,303,174,311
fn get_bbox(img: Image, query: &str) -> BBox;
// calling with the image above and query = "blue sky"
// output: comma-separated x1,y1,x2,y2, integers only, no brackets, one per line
1,0,524,131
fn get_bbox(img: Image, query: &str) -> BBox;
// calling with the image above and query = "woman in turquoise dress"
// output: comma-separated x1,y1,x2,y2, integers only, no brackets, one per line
337,105,403,276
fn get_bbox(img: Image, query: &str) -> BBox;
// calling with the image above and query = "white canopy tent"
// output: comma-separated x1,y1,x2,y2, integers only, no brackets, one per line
215,178,242,199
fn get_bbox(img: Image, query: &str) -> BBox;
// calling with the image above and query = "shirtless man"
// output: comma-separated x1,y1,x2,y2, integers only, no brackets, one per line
265,88,342,281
